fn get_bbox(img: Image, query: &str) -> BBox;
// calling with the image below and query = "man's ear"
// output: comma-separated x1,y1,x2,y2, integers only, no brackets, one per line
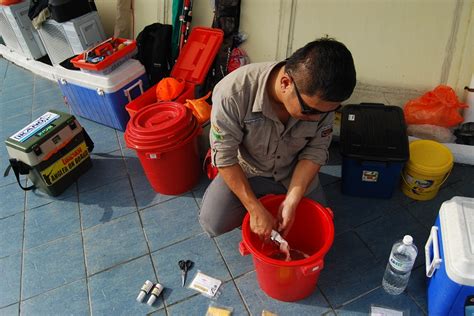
280,73,292,92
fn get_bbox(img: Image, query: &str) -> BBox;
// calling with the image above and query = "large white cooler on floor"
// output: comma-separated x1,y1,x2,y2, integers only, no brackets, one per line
425,196,474,315
55,59,148,131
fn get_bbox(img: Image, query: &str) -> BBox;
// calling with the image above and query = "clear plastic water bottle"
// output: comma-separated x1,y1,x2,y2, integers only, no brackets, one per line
382,235,418,295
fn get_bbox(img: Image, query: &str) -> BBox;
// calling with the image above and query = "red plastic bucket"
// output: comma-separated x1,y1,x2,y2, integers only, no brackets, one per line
124,102,201,195
239,194,334,301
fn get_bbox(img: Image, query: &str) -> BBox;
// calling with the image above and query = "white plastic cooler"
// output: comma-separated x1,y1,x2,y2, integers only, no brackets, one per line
55,59,148,131
0,1,47,60
425,196,474,315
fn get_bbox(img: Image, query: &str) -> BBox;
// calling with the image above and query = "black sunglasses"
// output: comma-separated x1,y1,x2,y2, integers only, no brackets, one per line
289,75,341,115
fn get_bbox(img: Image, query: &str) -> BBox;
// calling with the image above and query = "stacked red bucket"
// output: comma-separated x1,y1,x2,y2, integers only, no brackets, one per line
124,102,201,195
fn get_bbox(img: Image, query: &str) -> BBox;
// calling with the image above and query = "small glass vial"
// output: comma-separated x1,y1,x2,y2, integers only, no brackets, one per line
136,280,154,302
146,283,164,306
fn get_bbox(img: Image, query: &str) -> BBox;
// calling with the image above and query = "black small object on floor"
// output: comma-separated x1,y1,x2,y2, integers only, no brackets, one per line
178,259,194,287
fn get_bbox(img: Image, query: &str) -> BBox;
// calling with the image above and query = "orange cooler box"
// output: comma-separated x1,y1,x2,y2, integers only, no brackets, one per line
125,27,223,117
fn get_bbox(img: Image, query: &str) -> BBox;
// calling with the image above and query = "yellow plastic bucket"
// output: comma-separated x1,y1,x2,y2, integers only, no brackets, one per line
401,140,453,201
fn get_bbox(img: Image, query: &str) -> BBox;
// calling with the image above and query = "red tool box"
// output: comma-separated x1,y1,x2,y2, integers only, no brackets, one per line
71,38,137,75
125,27,223,117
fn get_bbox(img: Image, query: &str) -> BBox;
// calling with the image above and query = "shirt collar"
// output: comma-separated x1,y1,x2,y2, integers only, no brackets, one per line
252,61,285,114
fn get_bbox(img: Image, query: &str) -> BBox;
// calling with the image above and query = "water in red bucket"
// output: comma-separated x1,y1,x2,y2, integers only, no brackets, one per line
239,194,334,301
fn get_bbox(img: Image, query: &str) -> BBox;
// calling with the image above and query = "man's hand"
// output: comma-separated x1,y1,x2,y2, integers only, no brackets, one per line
277,198,298,238
249,203,276,240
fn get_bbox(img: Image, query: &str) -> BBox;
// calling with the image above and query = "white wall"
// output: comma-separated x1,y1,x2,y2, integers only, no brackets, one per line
95,0,474,106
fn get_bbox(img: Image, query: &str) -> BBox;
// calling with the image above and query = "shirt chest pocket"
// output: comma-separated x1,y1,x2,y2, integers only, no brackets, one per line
286,126,318,152
242,117,272,157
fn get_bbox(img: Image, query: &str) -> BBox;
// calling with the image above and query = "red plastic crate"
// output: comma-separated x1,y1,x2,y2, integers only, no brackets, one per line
126,27,223,117
71,38,136,74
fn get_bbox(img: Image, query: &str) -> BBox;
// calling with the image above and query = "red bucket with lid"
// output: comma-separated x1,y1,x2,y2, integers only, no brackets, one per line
125,102,201,195
239,194,334,301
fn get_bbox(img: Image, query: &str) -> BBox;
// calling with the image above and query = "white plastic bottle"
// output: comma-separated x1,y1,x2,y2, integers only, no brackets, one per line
382,235,418,295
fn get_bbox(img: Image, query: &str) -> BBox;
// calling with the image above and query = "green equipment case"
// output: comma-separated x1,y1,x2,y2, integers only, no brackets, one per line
5,110,93,196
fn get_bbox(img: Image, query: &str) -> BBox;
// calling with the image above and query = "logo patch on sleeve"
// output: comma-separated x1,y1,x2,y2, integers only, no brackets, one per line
211,124,224,140
321,125,333,137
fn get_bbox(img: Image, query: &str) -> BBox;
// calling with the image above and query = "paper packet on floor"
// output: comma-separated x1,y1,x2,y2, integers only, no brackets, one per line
188,270,222,298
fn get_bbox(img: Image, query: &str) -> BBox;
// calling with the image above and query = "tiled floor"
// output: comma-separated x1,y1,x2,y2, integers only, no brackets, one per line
1,57,473,316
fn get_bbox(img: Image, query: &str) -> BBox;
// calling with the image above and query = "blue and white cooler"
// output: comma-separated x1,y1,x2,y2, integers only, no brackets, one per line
425,196,474,316
55,59,148,131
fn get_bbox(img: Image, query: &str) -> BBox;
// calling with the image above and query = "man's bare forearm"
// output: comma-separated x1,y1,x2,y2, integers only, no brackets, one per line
286,159,320,206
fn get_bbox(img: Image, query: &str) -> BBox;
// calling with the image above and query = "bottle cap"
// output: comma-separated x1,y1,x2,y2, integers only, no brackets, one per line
403,235,413,245
136,291,146,302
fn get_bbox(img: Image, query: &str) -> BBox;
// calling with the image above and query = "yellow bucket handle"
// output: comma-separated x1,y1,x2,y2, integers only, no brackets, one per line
400,169,452,192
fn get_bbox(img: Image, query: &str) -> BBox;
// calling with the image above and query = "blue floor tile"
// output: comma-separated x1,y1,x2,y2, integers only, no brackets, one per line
88,255,160,315
0,213,23,258
121,147,144,176
191,175,211,207
405,186,458,230
129,172,176,210
0,183,25,219
32,86,64,108
77,152,128,193
0,254,21,308
151,234,232,306
355,207,429,268
83,212,147,275
406,266,428,314
77,118,121,154
25,183,78,210
168,281,248,315
215,229,254,278
0,94,32,117
34,76,58,94
317,231,386,308
0,303,18,316
0,110,32,140
32,101,70,118
149,309,167,316
141,195,202,251
20,279,89,316
235,271,331,315
24,199,80,249
22,233,85,299
449,165,474,197
324,181,407,235
79,177,137,229
336,287,425,315
3,66,34,89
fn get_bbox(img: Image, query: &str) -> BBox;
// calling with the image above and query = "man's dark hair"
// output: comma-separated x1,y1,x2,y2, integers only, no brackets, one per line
285,38,356,102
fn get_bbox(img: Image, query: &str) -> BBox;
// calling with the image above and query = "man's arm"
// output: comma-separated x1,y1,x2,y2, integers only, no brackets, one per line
218,164,276,240
278,159,320,236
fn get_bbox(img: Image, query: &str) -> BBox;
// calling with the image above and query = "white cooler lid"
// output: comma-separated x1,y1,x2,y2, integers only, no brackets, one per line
53,59,145,93
439,196,474,286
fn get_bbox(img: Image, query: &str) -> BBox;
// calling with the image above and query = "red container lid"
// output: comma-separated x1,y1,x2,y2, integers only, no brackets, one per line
171,27,224,85
125,102,197,152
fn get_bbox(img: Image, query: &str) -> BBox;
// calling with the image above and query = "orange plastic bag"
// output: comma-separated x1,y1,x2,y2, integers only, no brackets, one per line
404,85,468,127
184,92,212,125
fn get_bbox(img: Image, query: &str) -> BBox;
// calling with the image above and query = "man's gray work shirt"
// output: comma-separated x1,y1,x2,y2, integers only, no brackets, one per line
210,62,334,191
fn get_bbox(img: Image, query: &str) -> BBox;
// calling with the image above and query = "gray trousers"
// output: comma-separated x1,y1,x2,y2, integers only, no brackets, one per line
199,175,327,237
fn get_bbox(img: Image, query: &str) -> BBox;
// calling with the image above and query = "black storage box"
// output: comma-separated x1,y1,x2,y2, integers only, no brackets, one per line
48,0,96,23
340,103,409,198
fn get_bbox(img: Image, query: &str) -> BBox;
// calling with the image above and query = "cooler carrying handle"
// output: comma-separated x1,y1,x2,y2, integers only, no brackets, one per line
124,80,144,102
425,226,443,278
